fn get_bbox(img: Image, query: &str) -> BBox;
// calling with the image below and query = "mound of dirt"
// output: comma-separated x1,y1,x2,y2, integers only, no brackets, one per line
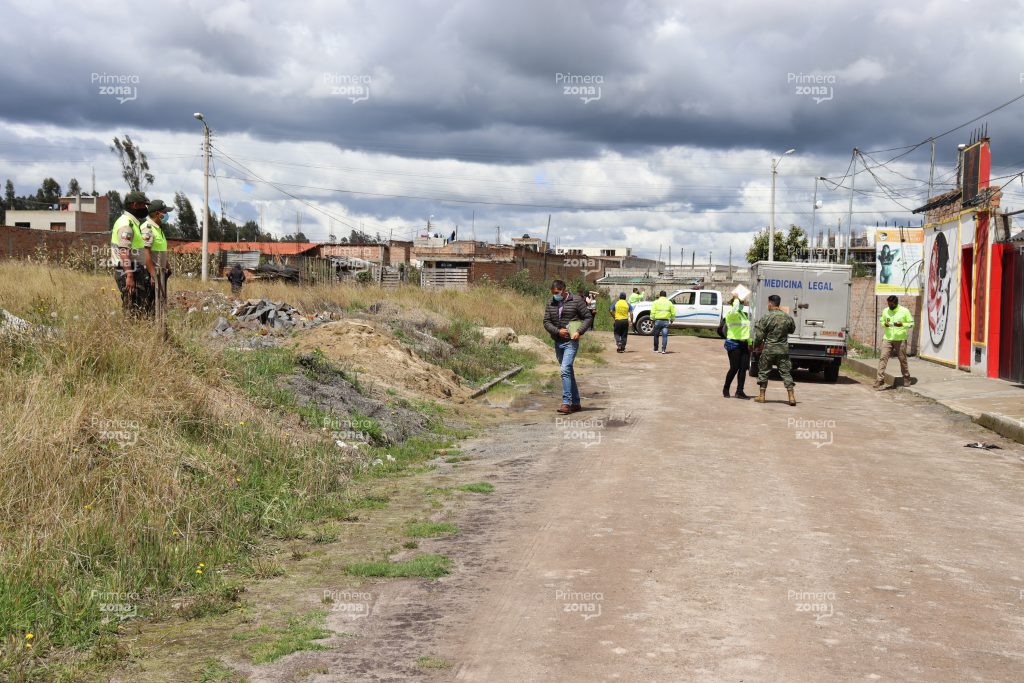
291,320,471,401
511,334,556,363
480,326,517,344
288,355,430,445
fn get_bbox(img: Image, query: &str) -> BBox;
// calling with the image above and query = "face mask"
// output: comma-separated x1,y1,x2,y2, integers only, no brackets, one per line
160,213,169,224
128,206,148,219
552,293,563,302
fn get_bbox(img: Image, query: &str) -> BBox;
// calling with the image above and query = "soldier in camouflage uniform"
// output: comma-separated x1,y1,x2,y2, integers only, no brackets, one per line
753,294,797,406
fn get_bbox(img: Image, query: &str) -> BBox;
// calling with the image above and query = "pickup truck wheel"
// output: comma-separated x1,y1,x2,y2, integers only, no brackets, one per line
635,315,654,336
749,352,759,377
824,359,841,383
717,321,727,339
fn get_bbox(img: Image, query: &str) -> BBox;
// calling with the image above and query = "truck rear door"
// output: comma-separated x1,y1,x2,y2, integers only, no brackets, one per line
794,267,851,343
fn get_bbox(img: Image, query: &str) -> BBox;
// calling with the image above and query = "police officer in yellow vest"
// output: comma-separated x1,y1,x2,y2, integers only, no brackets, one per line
650,290,675,354
875,295,915,390
627,288,644,305
141,199,173,318
610,292,634,353
722,295,751,398
110,190,152,316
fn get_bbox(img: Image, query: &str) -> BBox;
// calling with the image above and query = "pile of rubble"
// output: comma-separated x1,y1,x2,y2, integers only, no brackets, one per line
1,308,55,339
209,298,338,339
232,299,307,329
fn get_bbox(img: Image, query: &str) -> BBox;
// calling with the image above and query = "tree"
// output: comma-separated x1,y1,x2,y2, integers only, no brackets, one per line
346,228,372,244
35,178,62,206
110,135,154,191
173,192,200,240
238,220,260,241
106,190,123,229
746,224,809,263
5,180,15,210
68,178,81,196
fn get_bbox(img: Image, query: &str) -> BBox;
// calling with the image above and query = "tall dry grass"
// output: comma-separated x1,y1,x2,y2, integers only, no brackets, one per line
0,261,548,674
0,262,349,669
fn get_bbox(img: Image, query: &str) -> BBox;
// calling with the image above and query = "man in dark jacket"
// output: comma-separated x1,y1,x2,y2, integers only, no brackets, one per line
228,264,246,295
543,279,594,414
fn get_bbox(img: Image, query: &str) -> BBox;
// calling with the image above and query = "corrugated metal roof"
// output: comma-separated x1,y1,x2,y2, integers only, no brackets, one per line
225,251,261,269
170,241,320,255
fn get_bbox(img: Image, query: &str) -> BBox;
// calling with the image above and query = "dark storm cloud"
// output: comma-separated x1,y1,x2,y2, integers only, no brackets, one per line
3,0,1023,163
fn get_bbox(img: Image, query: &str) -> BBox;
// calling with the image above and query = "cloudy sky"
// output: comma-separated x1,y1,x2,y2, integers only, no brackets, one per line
3,0,1024,263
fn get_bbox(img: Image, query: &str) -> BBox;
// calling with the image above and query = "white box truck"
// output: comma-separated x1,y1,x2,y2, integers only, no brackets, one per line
748,261,852,383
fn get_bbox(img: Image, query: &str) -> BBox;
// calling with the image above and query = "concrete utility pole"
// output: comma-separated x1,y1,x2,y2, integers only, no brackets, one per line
194,113,211,281
769,149,796,262
846,149,858,263
928,138,936,200
811,176,826,251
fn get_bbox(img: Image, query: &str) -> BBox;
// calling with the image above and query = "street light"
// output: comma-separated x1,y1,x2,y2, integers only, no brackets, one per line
769,148,795,262
194,113,211,281
811,175,826,257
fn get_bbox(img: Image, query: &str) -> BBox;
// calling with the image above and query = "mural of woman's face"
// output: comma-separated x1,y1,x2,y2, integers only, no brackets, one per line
927,233,950,346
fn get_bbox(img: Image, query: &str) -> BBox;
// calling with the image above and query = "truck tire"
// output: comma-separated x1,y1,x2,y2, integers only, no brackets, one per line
717,321,727,339
635,314,654,336
824,359,840,383
749,352,759,377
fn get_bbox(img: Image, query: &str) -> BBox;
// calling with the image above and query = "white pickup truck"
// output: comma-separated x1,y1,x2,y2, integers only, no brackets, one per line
631,289,727,338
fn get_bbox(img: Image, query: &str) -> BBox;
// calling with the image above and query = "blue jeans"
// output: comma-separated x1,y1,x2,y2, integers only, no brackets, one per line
653,320,670,351
554,339,580,405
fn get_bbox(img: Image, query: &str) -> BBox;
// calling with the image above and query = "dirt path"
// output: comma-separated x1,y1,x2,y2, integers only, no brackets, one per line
219,333,1024,681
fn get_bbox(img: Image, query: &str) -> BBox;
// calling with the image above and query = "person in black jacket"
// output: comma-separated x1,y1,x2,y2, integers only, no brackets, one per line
543,279,594,414
228,264,246,296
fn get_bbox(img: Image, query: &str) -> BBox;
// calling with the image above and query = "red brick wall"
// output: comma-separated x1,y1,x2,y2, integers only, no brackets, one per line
466,249,598,284
318,244,386,263
0,225,110,259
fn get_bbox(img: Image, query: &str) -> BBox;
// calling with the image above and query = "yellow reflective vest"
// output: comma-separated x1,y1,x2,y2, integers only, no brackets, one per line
881,305,914,341
111,213,143,249
650,296,675,321
725,300,750,341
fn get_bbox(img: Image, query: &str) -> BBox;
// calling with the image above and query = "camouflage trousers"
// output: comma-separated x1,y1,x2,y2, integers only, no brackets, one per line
757,348,794,389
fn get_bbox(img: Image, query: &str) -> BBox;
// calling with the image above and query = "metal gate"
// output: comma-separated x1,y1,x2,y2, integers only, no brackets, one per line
998,244,1024,383
420,267,469,289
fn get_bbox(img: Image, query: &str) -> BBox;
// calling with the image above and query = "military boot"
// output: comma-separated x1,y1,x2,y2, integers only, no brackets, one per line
755,387,766,403
787,388,796,406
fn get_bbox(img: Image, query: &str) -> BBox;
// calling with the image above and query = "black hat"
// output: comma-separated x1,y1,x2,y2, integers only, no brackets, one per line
124,190,150,205
147,199,174,214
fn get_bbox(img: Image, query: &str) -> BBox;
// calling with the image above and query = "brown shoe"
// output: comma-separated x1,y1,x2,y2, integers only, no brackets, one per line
787,388,797,406
569,404,582,413
557,404,572,414
754,388,766,403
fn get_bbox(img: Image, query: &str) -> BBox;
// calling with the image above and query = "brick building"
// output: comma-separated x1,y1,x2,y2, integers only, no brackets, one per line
413,240,602,288
5,195,110,233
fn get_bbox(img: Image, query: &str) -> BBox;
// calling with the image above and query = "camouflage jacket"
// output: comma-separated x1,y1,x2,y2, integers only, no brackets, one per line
753,309,796,350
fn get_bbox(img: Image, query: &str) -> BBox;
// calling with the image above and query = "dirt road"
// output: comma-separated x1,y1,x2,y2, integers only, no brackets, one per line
274,333,1024,682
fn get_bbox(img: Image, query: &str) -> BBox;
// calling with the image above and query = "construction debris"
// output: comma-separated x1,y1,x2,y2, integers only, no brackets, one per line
1,308,55,338
231,299,335,331
0,308,32,335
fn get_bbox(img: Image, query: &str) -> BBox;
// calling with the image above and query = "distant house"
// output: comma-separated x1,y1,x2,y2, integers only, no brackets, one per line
5,195,110,233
